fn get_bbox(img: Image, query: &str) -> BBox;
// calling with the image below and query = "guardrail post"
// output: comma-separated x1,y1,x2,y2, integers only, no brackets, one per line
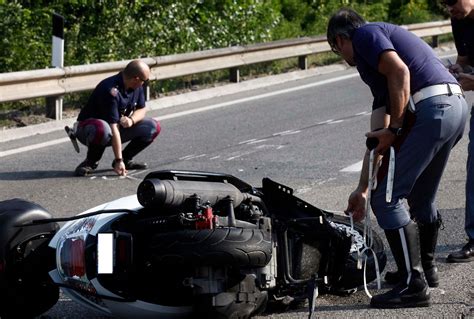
230,67,240,83
46,13,64,120
432,35,439,48
144,83,150,101
46,97,64,120
298,56,308,70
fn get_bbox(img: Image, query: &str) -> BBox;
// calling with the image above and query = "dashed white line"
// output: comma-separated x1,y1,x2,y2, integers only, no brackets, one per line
0,137,69,158
340,160,363,172
317,119,334,124
246,139,267,145
273,130,301,136
179,154,206,160
239,139,257,144
179,154,197,160
1,73,360,158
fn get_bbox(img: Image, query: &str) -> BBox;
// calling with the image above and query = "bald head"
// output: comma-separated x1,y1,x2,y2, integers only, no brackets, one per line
123,60,150,81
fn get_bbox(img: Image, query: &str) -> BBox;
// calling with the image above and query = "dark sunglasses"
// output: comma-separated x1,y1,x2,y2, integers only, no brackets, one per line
137,76,149,85
328,38,340,55
443,0,457,6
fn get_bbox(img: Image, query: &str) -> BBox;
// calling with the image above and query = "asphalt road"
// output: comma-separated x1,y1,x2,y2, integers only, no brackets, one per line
0,55,473,318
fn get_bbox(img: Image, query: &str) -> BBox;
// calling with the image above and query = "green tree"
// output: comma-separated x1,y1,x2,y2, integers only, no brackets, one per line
0,0,449,74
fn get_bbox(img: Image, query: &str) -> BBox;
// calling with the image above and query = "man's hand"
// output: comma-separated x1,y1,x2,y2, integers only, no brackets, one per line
365,128,396,155
119,116,133,128
448,63,464,77
345,189,368,222
113,159,128,176
458,72,474,91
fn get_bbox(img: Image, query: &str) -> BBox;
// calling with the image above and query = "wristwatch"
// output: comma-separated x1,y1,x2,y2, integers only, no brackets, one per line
388,126,403,136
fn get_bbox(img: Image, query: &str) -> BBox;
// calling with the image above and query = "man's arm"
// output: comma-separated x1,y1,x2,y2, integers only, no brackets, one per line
453,55,474,91
110,123,127,176
458,73,474,91
357,108,390,191
131,107,146,123
366,50,410,154
346,107,389,221
456,55,471,70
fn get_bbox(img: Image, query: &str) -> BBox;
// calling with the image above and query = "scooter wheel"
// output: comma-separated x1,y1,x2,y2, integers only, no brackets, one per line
149,227,272,268
0,199,59,318
328,214,387,289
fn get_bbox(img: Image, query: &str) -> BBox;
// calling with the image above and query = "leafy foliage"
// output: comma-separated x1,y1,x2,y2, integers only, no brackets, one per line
0,0,448,73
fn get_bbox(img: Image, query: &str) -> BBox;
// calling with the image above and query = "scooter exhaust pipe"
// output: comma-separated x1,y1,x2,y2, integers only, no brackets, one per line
137,179,244,209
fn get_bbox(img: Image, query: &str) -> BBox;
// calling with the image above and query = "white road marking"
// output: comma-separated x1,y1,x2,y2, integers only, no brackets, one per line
273,130,301,136
154,73,359,122
245,139,267,145
179,154,197,160
225,144,284,160
85,169,148,181
184,154,207,160
340,160,363,172
0,137,69,158
317,119,334,124
239,138,257,144
1,73,359,158
226,153,253,160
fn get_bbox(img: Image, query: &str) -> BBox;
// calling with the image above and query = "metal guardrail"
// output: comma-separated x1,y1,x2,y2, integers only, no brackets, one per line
0,20,452,108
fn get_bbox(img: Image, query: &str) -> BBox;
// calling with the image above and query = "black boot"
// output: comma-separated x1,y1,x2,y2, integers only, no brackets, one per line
370,221,430,309
121,139,151,169
384,217,441,288
418,217,441,287
75,144,105,176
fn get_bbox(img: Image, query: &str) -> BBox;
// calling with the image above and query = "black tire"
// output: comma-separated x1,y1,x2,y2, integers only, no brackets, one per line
150,227,272,268
327,214,387,289
0,199,59,318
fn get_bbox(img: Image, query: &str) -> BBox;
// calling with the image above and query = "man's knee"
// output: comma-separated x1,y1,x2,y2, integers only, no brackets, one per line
371,193,411,230
77,119,112,146
407,201,439,224
138,118,161,142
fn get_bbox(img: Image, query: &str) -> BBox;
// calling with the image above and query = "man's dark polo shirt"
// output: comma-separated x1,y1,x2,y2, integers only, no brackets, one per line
77,72,145,124
352,22,457,112
452,17,474,65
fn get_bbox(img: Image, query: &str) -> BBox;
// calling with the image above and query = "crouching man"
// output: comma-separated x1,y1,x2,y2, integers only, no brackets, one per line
71,59,161,177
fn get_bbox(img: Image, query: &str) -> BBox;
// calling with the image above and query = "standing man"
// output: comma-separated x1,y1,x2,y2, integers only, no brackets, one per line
444,0,474,263
71,59,161,177
327,8,467,308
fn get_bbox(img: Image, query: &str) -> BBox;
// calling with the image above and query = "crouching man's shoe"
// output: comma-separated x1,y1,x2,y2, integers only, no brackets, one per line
446,239,474,263
75,160,99,176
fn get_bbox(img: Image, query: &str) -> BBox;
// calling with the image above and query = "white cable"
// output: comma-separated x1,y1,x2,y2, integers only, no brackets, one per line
386,147,395,203
354,149,382,299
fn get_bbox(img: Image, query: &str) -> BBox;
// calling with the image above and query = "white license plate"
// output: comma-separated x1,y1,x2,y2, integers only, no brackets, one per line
97,233,114,274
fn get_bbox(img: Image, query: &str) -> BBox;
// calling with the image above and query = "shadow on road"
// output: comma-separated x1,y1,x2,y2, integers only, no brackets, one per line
0,170,75,180
0,169,125,181
0,169,149,181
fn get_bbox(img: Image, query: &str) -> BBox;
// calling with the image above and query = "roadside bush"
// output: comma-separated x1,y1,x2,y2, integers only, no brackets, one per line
0,0,454,126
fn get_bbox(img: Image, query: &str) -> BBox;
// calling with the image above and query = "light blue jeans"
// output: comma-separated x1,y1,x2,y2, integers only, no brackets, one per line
371,94,468,230
465,106,474,240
